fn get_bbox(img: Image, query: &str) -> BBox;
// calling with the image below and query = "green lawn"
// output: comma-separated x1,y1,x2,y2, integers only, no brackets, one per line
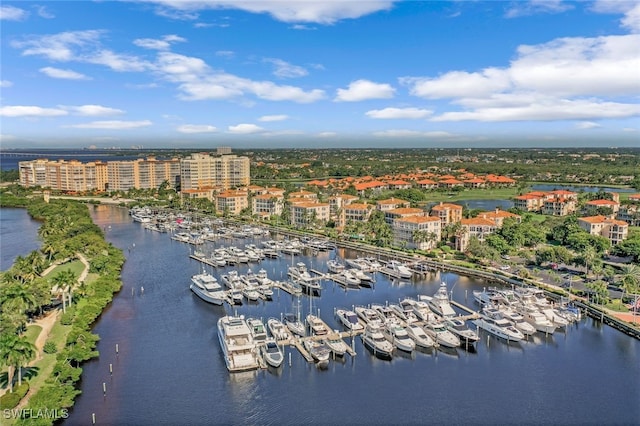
24,325,42,347
416,187,521,204
45,260,84,280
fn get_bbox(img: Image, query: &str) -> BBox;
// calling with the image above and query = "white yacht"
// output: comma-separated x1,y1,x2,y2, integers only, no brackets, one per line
246,317,268,345
444,317,480,346
497,307,537,336
406,324,436,349
380,260,413,279
340,269,361,288
516,304,557,334
327,259,345,273
473,287,509,307
336,308,364,332
351,268,373,283
221,271,243,290
217,315,260,372
288,262,321,295
267,317,290,341
424,320,461,348
345,257,374,272
303,339,331,364
261,339,284,368
395,299,419,324
411,299,435,322
190,271,226,305
324,334,349,357
474,307,525,342
355,305,383,327
382,322,416,352
361,324,394,359
306,314,329,336
424,282,457,318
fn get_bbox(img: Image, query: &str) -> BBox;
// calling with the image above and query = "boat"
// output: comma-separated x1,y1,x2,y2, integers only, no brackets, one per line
354,305,383,327
267,317,291,341
340,269,361,288
221,271,243,290
303,339,331,364
288,262,321,295
255,269,273,285
424,320,461,348
242,285,261,302
345,257,375,272
324,334,349,357
496,306,537,336
371,303,398,324
246,317,268,345
190,271,225,305
351,268,373,283
516,303,557,334
411,299,435,322
361,324,394,359
261,339,284,368
335,308,364,332
473,287,509,307
424,282,457,318
363,257,382,271
539,306,570,329
406,323,436,349
229,288,244,305
380,260,413,279
382,322,416,352
306,314,328,336
392,299,419,324
327,259,345,273
217,315,260,372
283,313,305,337
444,317,480,346
474,307,526,342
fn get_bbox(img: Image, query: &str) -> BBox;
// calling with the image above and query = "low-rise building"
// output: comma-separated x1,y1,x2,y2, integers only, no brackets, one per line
430,202,463,226
393,216,441,250
455,217,497,251
542,197,577,216
290,202,330,228
252,194,284,219
216,190,249,215
583,199,620,216
384,207,425,225
578,215,629,245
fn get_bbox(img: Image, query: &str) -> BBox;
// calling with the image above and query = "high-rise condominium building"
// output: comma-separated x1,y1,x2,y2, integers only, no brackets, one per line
180,153,250,193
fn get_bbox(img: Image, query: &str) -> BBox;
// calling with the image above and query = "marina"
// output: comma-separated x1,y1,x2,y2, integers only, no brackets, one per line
58,205,640,425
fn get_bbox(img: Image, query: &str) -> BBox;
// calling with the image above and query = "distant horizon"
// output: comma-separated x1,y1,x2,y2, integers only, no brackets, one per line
1,1,638,148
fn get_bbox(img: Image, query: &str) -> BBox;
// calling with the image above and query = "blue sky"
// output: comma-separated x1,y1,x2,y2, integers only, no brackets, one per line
1,0,639,148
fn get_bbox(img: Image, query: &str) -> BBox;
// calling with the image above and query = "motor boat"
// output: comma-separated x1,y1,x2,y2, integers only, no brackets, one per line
382,322,415,352
444,317,480,346
324,334,349,357
340,269,361,288
327,259,345,273
304,339,331,364
246,317,268,345
261,339,284,368
217,315,260,372
474,306,526,342
190,271,225,305
267,317,291,341
473,287,509,307
380,260,413,279
423,282,457,318
306,314,328,336
496,306,537,336
406,323,436,349
361,324,394,359
411,299,435,322
355,305,383,327
516,303,557,334
335,308,364,332
424,320,461,348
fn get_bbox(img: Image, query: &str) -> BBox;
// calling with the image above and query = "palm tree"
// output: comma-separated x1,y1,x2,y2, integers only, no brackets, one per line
0,334,35,392
620,264,640,299
0,282,37,318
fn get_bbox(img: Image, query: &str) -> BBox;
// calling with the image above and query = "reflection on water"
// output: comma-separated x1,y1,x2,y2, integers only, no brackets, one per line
64,205,640,426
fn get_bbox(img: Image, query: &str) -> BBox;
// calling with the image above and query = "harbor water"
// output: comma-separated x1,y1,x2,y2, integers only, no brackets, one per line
52,204,638,425
1,208,41,271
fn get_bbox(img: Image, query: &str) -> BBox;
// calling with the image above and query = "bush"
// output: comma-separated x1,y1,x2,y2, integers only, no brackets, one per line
60,308,75,325
0,382,30,409
43,341,57,354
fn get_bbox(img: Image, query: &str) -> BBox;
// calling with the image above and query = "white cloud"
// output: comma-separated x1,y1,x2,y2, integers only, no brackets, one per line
12,30,104,61
372,130,456,138
258,114,289,122
88,50,151,72
291,24,316,30
133,34,186,50
66,120,152,129
64,105,125,116
142,0,396,24
365,107,433,119
315,132,337,138
0,5,28,21
227,123,264,134
592,1,640,33
0,106,67,117
0,80,13,88
402,68,510,99
505,0,573,18
40,67,90,80
264,58,308,78
177,124,217,133
34,5,55,19
575,121,601,129
335,79,395,102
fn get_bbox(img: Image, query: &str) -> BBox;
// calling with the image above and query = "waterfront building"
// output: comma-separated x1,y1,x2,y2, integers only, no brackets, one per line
583,199,620,216
384,207,425,225
19,159,51,187
343,203,373,223
616,204,640,226
393,216,441,250
455,217,497,251
578,216,629,245
290,202,330,228
514,193,546,212
180,153,250,193
216,190,249,215
20,159,108,191
252,194,284,219
430,202,463,226
288,190,317,200
476,208,521,227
